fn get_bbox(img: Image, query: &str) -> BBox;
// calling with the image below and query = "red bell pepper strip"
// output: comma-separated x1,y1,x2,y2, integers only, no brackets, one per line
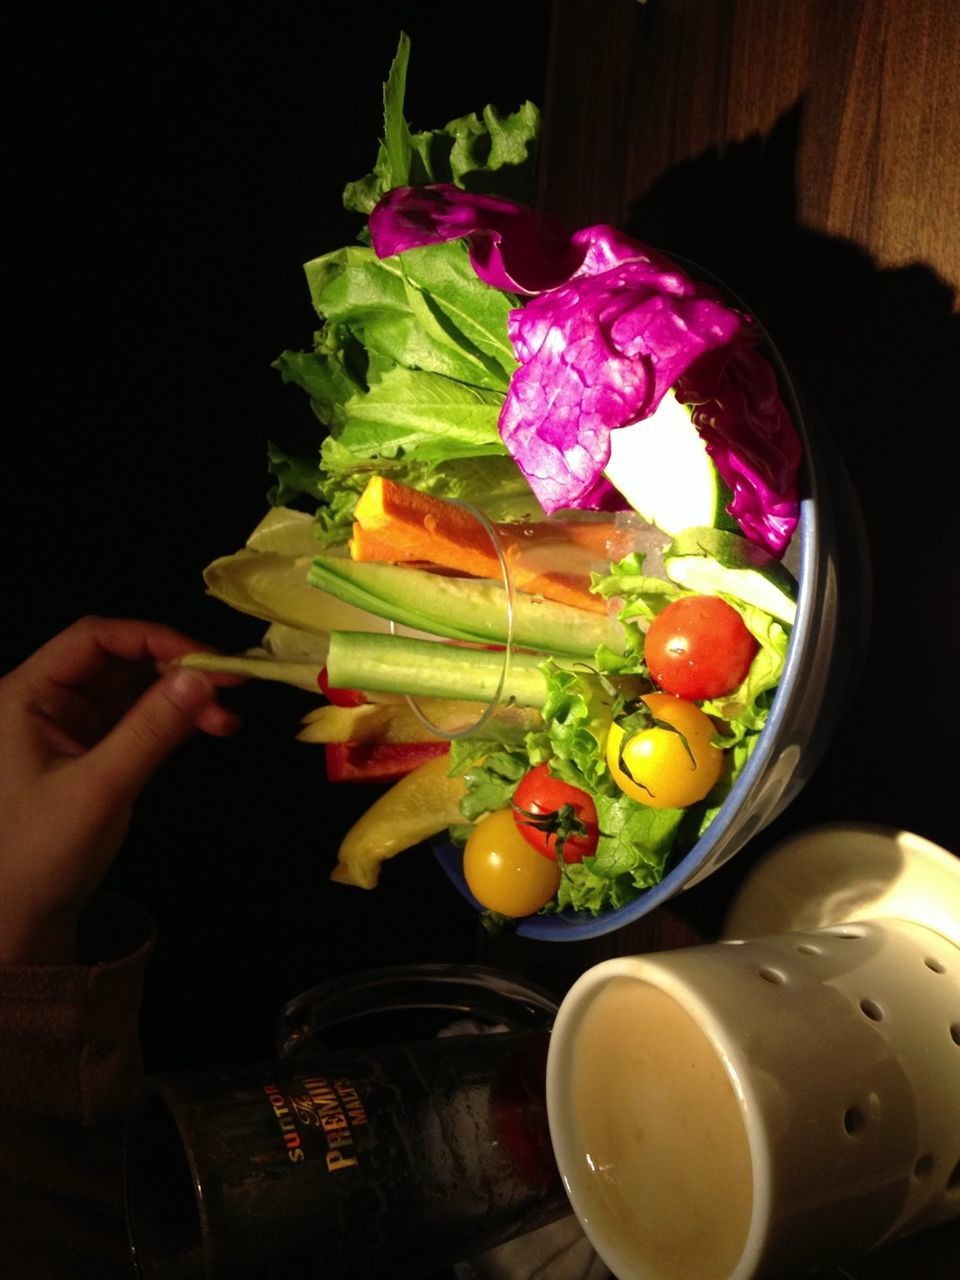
324,741,450,783
318,666,367,707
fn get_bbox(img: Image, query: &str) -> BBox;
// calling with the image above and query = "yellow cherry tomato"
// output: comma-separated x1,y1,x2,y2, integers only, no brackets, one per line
463,809,563,917
605,692,724,809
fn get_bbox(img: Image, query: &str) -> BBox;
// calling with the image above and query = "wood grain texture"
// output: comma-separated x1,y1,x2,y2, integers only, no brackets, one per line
542,0,960,287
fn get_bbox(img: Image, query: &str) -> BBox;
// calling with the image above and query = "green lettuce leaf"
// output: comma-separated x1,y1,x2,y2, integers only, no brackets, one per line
536,663,620,793
700,602,789,736
337,365,505,461
302,242,514,393
445,581,787,919
268,32,539,545
342,33,539,215
537,793,682,916
592,794,684,880
447,742,529,823
396,243,518,380
266,442,327,508
592,551,685,622
272,344,364,432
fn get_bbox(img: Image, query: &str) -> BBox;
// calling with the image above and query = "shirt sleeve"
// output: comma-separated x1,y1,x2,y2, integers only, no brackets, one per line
0,892,155,1123
0,893,156,1280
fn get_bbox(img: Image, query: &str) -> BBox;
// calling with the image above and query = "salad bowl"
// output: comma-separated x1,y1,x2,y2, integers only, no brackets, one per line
184,38,871,944
435,292,870,940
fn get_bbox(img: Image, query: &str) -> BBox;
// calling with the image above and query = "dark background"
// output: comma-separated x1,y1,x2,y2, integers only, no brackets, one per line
4,4,552,1069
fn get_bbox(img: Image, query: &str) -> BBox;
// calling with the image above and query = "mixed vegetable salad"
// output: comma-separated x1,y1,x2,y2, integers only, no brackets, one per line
185,36,802,927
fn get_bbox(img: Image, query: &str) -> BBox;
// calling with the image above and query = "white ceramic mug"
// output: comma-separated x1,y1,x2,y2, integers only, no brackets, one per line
546,917,960,1280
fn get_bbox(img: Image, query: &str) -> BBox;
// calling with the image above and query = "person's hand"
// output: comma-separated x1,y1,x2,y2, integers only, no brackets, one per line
0,616,242,965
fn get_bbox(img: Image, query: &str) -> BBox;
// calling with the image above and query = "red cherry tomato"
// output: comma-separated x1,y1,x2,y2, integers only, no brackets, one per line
644,596,758,701
511,763,599,864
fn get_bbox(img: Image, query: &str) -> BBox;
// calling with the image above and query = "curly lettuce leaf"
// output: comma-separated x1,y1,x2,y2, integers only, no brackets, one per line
591,551,685,624
700,602,790,737
448,707,684,918
536,664,619,793
274,437,539,547
545,797,683,916
447,741,529,822
343,34,540,215
445,634,779,919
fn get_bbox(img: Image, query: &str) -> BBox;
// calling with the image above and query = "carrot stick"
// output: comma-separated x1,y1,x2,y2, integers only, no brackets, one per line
348,524,434,567
349,476,615,614
351,476,501,578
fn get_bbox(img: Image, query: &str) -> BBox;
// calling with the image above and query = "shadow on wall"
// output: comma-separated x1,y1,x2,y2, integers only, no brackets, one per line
625,100,959,868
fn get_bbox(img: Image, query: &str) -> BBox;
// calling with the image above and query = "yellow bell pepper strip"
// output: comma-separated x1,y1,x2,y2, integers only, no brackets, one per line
299,702,448,745
297,700,542,745
331,753,467,889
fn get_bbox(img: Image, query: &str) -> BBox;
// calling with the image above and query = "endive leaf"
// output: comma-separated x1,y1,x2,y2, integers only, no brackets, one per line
244,506,320,556
203,549,390,637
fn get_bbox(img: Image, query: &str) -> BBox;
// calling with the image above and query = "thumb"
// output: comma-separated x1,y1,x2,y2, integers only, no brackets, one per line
87,667,217,798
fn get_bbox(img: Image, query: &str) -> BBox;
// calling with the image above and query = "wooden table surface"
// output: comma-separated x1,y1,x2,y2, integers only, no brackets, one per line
479,2,960,1276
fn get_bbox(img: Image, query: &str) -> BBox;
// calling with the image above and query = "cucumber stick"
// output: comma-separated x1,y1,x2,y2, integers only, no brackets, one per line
664,527,798,625
326,631,563,708
309,552,626,657
603,391,736,537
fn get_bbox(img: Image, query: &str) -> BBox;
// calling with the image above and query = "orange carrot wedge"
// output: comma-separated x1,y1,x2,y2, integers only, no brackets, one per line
349,476,615,614
348,523,435,568
351,476,501,577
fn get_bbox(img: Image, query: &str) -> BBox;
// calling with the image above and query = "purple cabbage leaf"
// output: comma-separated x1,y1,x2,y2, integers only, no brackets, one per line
369,183,801,555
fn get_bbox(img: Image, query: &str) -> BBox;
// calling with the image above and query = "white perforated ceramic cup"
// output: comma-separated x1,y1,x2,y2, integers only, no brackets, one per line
546,919,960,1280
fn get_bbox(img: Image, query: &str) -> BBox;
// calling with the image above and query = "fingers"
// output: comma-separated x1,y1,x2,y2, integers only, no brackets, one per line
25,616,219,689
195,699,244,737
85,667,226,799
13,618,244,799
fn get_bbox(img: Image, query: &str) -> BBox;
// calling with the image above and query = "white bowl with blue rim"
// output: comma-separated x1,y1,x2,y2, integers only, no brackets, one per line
435,275,871,942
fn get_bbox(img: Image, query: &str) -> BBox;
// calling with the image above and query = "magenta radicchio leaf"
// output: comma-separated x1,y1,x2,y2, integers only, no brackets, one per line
369,184,582,293
676,334,801,555
369,183,801,555
499,254,742,513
